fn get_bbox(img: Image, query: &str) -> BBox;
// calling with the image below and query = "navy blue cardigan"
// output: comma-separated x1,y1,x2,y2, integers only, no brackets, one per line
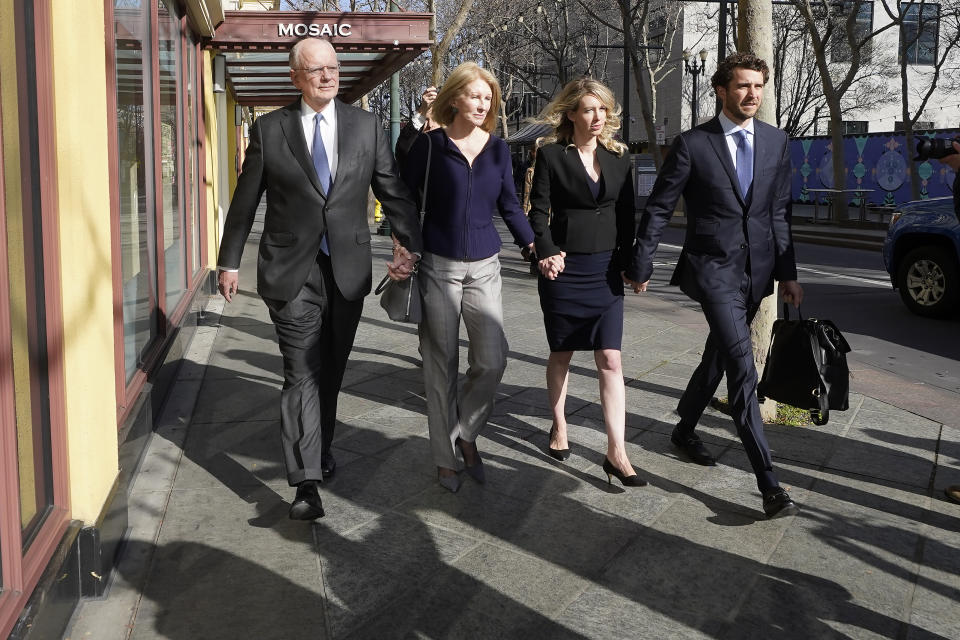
400,128,534,260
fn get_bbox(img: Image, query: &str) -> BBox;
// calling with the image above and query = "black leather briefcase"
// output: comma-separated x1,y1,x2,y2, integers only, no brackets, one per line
758,304,851,425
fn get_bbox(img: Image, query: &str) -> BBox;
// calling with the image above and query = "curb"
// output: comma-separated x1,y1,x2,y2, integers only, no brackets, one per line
667,219,886,251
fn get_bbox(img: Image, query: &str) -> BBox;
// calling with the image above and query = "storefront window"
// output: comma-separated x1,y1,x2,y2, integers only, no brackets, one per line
1,0,54,549
114,0,158,383
159,0,186,310
187,34,201,274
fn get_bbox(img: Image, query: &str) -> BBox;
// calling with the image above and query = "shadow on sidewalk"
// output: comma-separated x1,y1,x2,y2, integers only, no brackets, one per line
141,334,958,638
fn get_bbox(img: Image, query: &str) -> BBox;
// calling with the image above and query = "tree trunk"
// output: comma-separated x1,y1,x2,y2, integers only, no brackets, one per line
739,0,777,423
827,96,846,200
618,0,661,168
430,0,475,86
901,61,922,200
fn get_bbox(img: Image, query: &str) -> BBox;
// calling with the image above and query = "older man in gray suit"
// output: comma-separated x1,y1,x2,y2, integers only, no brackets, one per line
217,38,422,520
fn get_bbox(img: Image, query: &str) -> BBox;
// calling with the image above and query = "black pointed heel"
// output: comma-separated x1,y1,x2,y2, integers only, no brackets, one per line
548,425,571,461
602,457,647,487
455,437,485,484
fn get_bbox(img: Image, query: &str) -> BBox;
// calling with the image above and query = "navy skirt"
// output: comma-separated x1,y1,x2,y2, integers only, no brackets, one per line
538,251,624,352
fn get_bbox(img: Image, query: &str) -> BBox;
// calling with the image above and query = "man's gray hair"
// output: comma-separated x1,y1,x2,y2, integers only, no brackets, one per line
288,37,336,69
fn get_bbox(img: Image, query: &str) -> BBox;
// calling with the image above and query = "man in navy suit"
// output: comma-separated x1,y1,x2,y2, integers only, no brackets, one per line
624,52,803,519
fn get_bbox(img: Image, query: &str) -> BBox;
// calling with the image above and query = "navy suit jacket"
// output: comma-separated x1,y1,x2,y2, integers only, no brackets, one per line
626,116,797,304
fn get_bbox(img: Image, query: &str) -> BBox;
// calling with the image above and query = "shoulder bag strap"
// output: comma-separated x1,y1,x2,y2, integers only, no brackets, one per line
420,133,432,217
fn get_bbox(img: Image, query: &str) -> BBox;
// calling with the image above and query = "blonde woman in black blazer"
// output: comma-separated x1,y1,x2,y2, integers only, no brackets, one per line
529,77,645,487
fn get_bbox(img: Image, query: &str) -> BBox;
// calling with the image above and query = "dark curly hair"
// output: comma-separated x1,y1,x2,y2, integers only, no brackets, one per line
710,52,769,90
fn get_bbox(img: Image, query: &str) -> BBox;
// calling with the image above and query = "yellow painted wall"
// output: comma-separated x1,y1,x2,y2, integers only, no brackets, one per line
50,3,119,523
202,51,216,265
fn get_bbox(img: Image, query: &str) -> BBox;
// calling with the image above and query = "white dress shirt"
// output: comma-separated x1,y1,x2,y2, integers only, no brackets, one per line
300,98,338,181
718,111,754,171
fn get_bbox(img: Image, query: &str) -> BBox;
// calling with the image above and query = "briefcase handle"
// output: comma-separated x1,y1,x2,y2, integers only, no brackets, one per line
782,302,804,322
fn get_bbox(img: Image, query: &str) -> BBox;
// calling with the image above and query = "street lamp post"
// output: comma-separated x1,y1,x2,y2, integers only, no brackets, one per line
683,48,709,129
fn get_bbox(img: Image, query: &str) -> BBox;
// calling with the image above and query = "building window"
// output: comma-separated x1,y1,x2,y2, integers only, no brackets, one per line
830,1,874,63
648,13,668,64
159,0,187,311
896,120,935,131
1,0,69,634
187,33,202,275
111,0,204,401
901,1,939,65
114,0,159,384
829,120,869,135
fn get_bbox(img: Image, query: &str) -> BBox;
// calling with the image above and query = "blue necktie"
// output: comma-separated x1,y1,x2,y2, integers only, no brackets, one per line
735,129,753,201
313,112,331,254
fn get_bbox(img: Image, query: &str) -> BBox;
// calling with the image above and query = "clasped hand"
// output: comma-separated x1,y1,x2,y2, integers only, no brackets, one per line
621,272,648,294
387,234,418,281
538,251,566,280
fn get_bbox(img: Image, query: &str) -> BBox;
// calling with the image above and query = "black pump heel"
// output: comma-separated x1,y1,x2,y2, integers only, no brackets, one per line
602,457,647,487
547,425,571,461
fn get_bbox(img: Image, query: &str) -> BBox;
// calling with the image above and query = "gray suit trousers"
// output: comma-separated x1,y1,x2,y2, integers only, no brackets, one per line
265,252,363,486
418,252,508,470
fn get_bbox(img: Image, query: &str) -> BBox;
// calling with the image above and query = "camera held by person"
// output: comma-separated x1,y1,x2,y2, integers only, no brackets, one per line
915,136,960,162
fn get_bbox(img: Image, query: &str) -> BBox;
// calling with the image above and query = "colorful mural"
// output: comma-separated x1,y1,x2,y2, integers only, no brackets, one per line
791,129,958,207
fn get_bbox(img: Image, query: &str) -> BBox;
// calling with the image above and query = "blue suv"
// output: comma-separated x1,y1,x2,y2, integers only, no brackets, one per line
882,196,960,317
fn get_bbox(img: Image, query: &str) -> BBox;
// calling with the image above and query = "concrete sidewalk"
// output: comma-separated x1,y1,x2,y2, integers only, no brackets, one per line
66,219,960,639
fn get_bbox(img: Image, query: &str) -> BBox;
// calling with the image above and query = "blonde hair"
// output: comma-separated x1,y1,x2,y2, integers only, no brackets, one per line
537,77,627,156
433,62,501,133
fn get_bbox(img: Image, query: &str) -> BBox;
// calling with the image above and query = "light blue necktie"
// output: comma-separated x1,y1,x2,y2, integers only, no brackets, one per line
313,112,331,254
735,129,753,201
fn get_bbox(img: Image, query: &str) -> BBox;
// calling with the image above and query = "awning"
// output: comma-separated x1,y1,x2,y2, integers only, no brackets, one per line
507,123,552,145
207,11,432,106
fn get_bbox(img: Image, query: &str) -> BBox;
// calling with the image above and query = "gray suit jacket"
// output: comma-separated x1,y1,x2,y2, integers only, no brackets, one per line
218,98,423,302
626,116,796,303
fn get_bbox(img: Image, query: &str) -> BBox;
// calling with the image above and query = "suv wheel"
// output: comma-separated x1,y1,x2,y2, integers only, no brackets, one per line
896,246,959,317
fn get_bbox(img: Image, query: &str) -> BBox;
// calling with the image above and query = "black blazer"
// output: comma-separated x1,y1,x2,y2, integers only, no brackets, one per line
218,98,423,302
626,117,797,303
528,142,636,268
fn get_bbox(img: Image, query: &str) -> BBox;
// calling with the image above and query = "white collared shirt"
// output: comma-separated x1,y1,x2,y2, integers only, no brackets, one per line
300,98,338,181
718,111,754,171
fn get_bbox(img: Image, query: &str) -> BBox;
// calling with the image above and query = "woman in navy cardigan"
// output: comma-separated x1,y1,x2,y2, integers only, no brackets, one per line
529,78,645,487
401,62,535,493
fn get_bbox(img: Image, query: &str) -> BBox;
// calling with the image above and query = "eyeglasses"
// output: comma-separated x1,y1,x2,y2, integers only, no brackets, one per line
293,65,340,77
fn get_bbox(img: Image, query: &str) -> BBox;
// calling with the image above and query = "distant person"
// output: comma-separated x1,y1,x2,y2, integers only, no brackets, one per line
522,142,541,274
528,77,644,487
623,52,803,518
522,143,539,215
395,85,438,170
936,140,959,505
400,62,535,493
217,38,422,521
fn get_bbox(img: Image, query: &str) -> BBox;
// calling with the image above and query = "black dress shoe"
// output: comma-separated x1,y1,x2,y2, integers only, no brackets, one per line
762,487,799,519
320,452,336,479
289,481,325,520
670,427,717,466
